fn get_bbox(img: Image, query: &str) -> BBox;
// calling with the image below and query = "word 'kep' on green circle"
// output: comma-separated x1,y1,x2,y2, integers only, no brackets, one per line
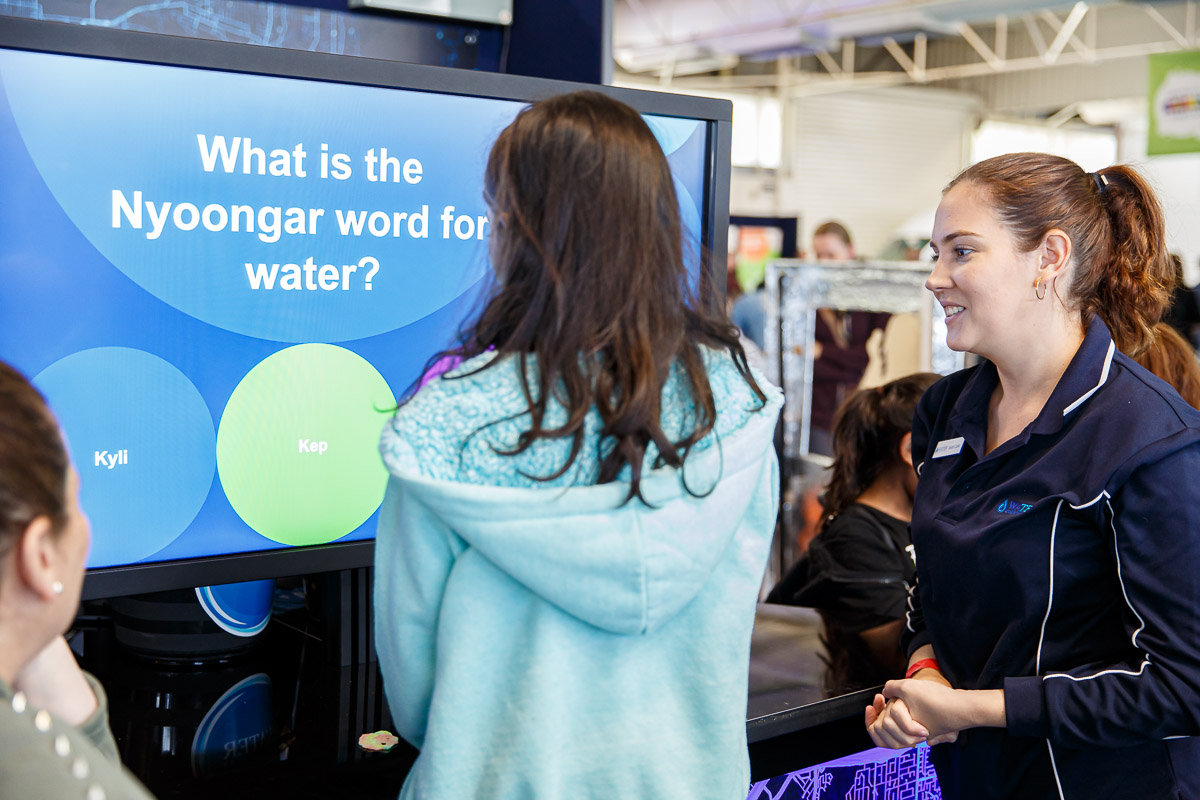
217,344,395,546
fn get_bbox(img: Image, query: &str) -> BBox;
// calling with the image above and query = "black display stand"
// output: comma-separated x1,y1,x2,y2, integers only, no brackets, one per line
307,567,377,667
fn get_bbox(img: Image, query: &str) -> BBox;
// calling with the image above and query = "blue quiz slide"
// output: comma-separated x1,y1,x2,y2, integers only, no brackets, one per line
0,47,710,569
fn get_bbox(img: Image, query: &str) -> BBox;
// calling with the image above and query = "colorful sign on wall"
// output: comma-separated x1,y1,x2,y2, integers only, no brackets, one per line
1149,51,1200,155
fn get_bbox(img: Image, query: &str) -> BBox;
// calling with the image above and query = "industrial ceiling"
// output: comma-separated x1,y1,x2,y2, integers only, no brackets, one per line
614,1,1199,94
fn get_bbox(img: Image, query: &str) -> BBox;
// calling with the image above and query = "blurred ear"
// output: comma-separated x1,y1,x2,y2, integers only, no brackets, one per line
899,432,914,469
15,516,60,602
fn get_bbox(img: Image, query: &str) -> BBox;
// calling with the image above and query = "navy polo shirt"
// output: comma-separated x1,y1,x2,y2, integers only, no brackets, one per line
902,317,1200,800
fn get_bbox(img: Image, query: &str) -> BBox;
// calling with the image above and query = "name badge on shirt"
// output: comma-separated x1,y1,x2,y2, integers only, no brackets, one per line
932,437,965,459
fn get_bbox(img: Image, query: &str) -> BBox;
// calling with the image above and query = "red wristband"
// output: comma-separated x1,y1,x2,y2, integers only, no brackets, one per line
905,658,940,680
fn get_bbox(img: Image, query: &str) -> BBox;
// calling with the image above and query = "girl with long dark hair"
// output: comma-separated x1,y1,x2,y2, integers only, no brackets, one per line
372,91,783,799
768,373,938,691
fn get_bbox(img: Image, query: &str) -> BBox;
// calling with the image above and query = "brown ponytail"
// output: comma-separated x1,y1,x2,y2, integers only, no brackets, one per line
821,373,940,522
1086,166,1173,355
948,154,1173,355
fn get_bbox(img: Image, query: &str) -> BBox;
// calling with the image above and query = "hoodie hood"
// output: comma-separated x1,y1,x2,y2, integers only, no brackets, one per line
381,387,781,635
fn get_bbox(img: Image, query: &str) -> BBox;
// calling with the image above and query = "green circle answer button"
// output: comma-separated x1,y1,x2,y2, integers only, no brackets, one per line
217,344,396,546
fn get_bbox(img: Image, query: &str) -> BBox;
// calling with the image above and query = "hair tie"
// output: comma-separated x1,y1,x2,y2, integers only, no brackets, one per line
1090,172,1109,194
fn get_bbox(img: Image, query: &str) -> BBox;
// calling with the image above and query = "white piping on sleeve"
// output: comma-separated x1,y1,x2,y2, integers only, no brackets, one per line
1044,660,1151,682
1036,500,1063,675
1041,502,1154,681
1062,340,1115,416
1046,741,1067,800
1106,498,1148,651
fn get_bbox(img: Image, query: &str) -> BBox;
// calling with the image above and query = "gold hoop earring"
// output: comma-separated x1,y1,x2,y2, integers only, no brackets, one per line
1035,278,1047,301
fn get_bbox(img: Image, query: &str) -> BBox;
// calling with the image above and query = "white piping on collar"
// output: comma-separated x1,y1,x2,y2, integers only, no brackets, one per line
1062,340,1115,416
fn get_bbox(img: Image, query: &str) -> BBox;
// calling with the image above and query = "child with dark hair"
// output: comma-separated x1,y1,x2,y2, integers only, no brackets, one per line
768,373,939,690
373,91,783,800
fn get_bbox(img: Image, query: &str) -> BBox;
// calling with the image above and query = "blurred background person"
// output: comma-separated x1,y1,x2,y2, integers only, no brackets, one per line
1164,254,1200,350
768,373,939,692
728,226,770,349
808,221,891,456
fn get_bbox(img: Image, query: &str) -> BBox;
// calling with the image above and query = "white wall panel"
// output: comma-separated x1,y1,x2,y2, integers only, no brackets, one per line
730,86,978,257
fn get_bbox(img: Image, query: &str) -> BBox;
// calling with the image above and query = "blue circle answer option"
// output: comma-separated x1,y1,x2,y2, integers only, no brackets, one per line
35,347,216,568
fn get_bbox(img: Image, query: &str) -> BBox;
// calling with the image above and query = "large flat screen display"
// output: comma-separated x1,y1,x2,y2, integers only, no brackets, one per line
0,19,730,598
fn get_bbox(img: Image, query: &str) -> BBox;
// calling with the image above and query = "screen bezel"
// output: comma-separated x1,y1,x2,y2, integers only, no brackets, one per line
0,17,732,599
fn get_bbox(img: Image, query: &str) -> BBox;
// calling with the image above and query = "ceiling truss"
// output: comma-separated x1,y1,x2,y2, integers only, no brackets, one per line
618,2,1200,97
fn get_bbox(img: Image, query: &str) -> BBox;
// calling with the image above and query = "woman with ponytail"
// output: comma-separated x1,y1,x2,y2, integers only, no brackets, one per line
768,373,937,690
866,153,1200,798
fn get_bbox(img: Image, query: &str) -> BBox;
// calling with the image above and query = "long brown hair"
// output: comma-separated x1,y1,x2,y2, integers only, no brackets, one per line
1134,322,1200,409
821,373,939,522
434,91,764,502
948,154,1173,355
0,361,69,564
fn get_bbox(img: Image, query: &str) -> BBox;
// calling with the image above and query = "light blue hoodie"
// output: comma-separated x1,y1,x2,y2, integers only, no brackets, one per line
374,349,783,800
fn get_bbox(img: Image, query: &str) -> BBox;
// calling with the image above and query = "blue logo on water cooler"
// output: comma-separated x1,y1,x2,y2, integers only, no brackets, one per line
195,579,275,637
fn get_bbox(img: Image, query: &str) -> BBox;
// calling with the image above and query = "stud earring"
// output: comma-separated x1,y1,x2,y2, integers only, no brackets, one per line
1035,278,1047,301
51,580,64,596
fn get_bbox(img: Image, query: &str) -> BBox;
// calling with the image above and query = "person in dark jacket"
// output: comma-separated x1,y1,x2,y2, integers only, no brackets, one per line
865,154,1200,799
768,372,938,692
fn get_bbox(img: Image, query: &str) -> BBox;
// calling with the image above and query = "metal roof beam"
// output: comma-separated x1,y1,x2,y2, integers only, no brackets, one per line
882,34,927,81
1023,13,1048,58
1143,3,1190,49
957,19,1003,69
814,48,842,75
1041,3,1090,64
619,3,1200,96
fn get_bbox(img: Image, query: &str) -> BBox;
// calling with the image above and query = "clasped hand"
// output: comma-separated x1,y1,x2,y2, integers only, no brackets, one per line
864,673,962,750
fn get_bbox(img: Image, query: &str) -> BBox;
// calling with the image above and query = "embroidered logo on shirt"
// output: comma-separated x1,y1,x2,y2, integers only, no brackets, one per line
996,499,1033,515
